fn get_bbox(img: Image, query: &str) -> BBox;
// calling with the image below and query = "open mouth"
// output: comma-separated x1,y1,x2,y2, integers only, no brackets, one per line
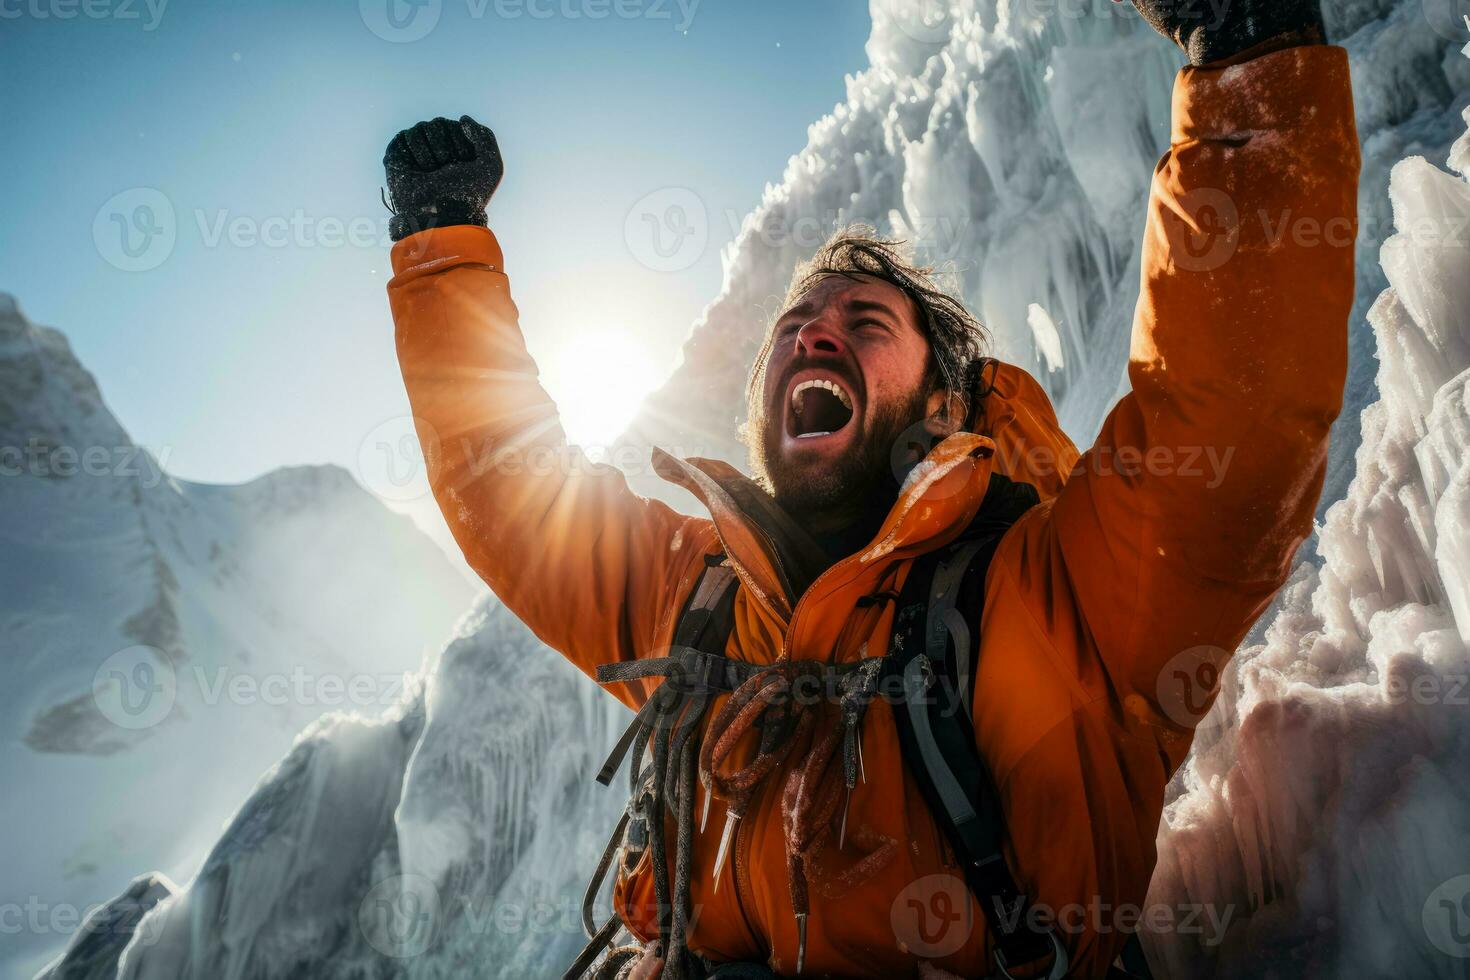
789,377,855,439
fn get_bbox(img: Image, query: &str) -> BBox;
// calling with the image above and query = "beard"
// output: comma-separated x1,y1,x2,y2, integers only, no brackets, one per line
749,385,934,524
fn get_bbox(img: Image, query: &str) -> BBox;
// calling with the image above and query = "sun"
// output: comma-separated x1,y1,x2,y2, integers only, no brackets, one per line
540,329,662,450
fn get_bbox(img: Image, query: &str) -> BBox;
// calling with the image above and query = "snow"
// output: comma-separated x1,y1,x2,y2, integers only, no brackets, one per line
1027,302,1065,373
90,596,623,980
0,300,477,977
27,1,1470,978
1146,126,1470,978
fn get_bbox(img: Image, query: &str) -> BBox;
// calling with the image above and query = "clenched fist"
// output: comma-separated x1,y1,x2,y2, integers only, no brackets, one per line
383,115,503,242
1124,0,1326,65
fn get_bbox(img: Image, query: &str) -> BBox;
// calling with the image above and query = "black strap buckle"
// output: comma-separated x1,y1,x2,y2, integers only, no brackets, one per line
994,929,1069,980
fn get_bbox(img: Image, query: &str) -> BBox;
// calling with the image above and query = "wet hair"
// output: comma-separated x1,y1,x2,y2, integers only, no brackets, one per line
746,226,988,421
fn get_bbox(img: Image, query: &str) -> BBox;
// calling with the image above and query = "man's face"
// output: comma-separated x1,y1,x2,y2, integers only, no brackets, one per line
750,275,939,522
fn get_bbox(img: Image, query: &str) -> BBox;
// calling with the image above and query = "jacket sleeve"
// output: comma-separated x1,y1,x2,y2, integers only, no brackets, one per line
1018,46,1358,748
386,225,713,700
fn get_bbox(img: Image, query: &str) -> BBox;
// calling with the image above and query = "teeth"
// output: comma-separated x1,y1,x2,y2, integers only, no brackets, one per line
795,431,833,439
790,378,853,412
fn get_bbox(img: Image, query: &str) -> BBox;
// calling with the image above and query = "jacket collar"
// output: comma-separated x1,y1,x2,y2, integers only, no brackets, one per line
652,432,996,623
652,361,1076,624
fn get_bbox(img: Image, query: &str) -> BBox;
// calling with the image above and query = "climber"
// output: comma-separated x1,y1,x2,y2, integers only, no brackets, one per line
380,0,1357,976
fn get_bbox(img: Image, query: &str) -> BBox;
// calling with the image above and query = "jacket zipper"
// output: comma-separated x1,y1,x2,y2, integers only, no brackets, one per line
717,448,985,958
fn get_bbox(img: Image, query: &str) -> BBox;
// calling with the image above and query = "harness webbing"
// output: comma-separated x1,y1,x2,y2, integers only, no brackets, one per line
565,557,746,980
887,519,1070,979
568,476,1154,979
885,475,1152,980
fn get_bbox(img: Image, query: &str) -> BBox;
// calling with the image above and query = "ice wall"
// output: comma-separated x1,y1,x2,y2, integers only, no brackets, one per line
628,0,1470,519
45,597,627,980
1146,107,1470,979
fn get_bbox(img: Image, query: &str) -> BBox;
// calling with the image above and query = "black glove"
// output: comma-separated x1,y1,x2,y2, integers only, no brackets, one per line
383,115,503,242
1126,0,1326,65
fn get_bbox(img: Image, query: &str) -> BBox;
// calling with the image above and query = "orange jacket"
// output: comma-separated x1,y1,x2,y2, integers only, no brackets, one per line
388,46,1357,978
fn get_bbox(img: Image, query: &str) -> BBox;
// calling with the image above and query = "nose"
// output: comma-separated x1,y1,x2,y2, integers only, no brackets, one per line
793,315,847,358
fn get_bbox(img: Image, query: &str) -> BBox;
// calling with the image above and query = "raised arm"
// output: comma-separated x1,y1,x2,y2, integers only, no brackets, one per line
383,117,713,697
1008,10,1358,748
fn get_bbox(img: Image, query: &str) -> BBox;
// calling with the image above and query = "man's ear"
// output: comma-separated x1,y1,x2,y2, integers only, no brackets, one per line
921,389,966,439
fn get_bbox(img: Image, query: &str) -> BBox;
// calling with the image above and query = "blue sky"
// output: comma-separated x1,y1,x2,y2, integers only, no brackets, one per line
1,0,872,484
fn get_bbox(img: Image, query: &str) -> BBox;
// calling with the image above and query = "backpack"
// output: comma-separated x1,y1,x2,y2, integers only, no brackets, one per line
567,474,1152,980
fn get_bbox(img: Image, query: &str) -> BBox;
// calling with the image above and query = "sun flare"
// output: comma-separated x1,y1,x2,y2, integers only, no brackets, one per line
541,330,662,449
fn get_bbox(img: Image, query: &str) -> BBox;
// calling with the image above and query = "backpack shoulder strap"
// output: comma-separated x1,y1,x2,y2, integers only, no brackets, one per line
890,504,1067,979
673,552,739,654
570,553,743,977
888,474,1152,979
592,552,738,789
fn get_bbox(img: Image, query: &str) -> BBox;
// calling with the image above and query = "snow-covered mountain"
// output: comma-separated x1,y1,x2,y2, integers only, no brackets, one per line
33,1,1470,978
0,295,478,977
56,595,628,980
